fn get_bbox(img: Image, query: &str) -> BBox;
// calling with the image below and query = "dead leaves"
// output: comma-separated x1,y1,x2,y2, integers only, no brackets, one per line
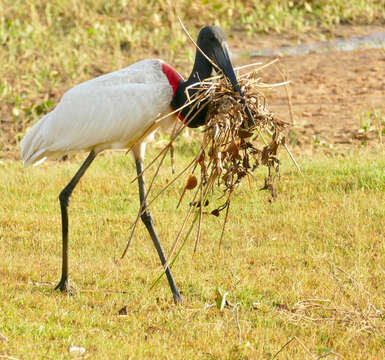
171,69,288,252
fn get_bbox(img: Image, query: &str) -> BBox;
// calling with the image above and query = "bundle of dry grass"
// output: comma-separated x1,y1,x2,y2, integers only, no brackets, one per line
172,67,289,254
190,68,288,202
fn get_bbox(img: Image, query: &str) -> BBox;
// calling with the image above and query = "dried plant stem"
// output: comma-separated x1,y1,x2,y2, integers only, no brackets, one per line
294,337,317,359
121,142,169,258
121,152,196,258
275,63,295,125
271,337,296,359
254,58,279,72
131,117,187,184
255,127,268,145
170,144,175,174
164,177,204,270
151,210,200,290
265,127,302,175
193,174,204,254
164,203,194,270
234,303,242,344
283,143,302,175
234,62,262,72
150,141,210,212
131,89,211,184
177,16,220,72
218,191,233,252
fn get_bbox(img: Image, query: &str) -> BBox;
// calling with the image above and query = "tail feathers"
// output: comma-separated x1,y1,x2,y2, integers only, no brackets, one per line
20,113,50,167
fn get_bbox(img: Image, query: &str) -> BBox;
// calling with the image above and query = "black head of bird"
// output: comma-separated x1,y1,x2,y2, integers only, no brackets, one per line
172,25,253,128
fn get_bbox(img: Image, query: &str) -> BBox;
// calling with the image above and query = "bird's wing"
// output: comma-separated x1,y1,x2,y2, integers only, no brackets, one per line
21,60,175,165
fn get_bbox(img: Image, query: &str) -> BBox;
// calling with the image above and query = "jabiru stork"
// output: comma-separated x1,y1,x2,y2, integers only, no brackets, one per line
20,26,254,303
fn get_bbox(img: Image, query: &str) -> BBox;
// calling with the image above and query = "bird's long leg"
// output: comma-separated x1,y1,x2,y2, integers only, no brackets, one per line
135,156,182,304
55,150,97,292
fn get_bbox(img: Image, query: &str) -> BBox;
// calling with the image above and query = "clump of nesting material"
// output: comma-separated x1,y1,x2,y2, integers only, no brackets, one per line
123,65,291,264
166,67,290,258
195,70,288,209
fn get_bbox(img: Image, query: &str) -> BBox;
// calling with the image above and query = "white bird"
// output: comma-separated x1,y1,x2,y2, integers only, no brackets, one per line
21,26,254,303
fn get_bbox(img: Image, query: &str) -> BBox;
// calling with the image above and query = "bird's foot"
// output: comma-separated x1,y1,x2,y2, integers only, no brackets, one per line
173,291,183,305
54,277,75,295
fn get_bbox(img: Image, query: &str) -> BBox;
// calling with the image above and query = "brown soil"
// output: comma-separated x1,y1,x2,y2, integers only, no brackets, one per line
2,26,385,161
232,27,385,152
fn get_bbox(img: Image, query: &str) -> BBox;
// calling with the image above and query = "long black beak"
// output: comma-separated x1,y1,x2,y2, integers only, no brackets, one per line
214,43,255,127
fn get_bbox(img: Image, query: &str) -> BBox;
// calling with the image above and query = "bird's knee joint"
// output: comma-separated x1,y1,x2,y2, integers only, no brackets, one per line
59,189,71,208
140,211,153,226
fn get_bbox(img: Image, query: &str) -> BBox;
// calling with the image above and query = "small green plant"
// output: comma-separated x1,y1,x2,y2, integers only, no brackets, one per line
358,108,385,144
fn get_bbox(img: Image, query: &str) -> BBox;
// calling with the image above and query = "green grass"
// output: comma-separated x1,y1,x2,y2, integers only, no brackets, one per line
1,147,384,359
1,0,385,158
1,1,385,358
357,108,385,145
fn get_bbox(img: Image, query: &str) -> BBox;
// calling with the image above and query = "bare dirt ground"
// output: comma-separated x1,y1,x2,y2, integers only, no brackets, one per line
233,26,385,152
256,48,385,150
2,26,385,160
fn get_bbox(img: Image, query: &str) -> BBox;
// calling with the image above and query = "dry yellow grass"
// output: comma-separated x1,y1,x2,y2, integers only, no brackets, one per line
2,1,385,358
1,147,384,359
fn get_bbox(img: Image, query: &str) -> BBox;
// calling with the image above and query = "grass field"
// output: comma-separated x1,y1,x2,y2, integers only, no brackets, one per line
1,1,385,359
1,148,384,359
1,0,385,157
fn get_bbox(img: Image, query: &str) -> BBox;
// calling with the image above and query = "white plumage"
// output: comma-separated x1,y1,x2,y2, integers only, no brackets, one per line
21,59,176,166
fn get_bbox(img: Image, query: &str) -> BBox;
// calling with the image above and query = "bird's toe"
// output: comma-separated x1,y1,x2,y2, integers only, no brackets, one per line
54,278,75,295
173,292,183,304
